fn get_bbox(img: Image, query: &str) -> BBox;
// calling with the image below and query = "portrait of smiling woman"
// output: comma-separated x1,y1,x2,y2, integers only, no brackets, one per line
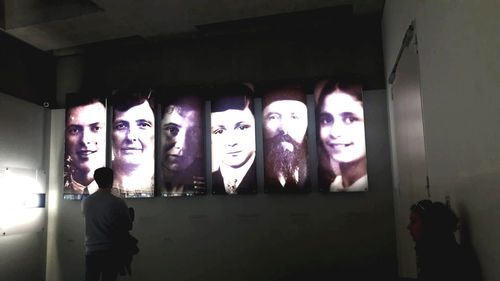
111,92,155,198
316,81,368,192
211,85,257,195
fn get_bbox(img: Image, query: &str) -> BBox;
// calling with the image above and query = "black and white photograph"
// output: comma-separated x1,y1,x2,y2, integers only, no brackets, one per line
64,95,107,200
261,84,310,193
111,91,155,198
315,80,368,192
160,95,206,197
211,85,257,195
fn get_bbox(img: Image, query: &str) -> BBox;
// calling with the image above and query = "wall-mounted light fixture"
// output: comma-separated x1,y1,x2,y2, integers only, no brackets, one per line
25,193,46,208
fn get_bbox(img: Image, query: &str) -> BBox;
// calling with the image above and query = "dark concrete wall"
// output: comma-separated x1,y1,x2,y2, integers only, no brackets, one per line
70,13,385,105
48,89,397,281
0,31,56,106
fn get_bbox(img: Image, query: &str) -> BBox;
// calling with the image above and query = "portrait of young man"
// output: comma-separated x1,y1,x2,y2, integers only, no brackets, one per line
160,95,206,197
64,95,107,199
261,84,310,193
211,85,257,195
111,91,155,198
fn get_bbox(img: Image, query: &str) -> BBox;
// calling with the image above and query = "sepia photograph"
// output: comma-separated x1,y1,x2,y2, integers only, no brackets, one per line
261,84,310,193
211,84,257,195
315,80,368,192
160,95,206,197
111,91,155,198
64,95,107,200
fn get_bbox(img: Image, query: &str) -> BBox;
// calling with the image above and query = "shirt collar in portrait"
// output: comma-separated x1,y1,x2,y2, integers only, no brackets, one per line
329,174,368,192
220,153,255,194
70,175,99,195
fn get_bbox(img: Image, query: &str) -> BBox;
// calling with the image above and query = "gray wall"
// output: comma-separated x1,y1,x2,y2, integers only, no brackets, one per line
57,12,385,107
0,10,398,281
0,32,56,106
45,13,397,280
46,89,395,281
0,92,49,281
382,1,500,281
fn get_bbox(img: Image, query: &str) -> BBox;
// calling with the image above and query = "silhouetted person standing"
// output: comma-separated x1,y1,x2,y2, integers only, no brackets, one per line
408,200,474,281
83,167,132,281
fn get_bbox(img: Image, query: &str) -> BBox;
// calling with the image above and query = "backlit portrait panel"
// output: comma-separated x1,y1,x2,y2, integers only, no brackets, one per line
261,84,310,193
315,80,368,192
211,84,257,195
160,95,206,197
64,95,107,200
111,92,155,198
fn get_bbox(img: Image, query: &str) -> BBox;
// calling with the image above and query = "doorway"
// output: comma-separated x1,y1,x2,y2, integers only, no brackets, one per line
388,23,429,279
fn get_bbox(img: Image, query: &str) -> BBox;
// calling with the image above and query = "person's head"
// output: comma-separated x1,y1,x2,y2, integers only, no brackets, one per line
408,200,458,242
112,92,155,170
317,81,366,165
262,85,308,145
93,167,114,189
162,97,202,172
211,91,256,169
65,98,106,186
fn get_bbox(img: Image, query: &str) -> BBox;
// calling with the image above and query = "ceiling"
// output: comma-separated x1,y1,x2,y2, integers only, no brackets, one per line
1,0,384,51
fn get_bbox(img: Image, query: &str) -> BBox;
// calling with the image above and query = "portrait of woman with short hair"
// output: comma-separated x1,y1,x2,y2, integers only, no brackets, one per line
111,91,155,198
160,95,206,197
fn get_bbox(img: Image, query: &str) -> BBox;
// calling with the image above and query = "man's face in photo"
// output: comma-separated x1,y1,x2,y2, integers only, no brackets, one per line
112,101,155,168
211,106,256,168
65,102,106,185
263,99,308,180
263,99,308,149
162,105,201,172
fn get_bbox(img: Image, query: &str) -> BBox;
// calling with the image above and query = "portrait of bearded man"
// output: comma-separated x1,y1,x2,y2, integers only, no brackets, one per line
261,84,310,193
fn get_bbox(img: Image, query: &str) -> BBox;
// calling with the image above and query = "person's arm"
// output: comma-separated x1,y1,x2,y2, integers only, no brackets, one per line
129,207,135,224
123,203,133,231
115,199,133,232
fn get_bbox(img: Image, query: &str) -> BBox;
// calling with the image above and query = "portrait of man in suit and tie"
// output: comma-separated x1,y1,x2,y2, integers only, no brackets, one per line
211,85,257,195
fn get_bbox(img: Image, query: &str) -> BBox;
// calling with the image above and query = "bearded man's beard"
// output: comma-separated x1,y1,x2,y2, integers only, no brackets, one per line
264,132,308,185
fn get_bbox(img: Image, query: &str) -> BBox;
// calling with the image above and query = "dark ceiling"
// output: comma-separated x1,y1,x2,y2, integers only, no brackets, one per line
1,0,384,51
0,0,386,107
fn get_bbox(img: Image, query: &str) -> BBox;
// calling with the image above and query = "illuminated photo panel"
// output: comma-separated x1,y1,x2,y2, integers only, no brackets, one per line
111,91,155,198
315,80,368,192
261,84,310,193
64,95,107,200
160,95,206,197
211,85,257,195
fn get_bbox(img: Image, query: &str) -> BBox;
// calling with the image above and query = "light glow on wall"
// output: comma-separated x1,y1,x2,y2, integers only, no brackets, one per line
0,167,46,235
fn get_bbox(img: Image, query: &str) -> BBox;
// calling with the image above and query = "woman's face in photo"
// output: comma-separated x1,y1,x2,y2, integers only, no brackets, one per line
162,105,201,172
319,91,366,164
211,107,256,168
113,101,155,167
